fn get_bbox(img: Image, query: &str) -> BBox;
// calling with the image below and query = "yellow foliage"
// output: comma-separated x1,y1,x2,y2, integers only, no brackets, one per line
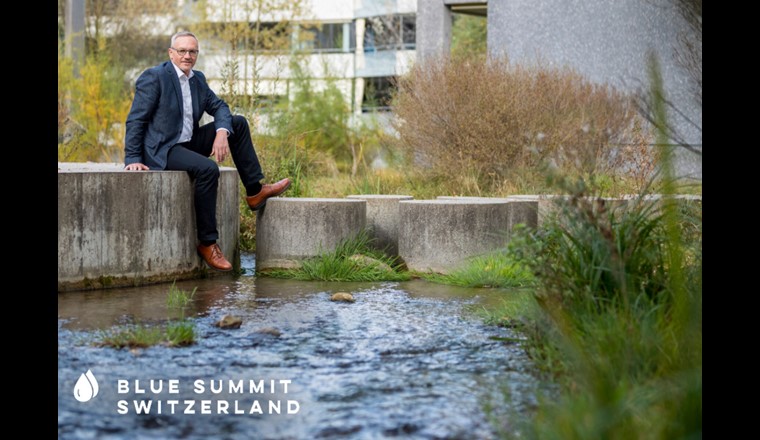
58,51,133,163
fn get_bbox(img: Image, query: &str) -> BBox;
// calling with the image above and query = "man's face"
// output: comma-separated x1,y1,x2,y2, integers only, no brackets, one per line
169,36,199,75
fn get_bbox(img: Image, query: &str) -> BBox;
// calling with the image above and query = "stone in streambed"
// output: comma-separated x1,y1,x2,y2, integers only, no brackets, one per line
255,327,282,337
330,292,355,303
215,315,243,329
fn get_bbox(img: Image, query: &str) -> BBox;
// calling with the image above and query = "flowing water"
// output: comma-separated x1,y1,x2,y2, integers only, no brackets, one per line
58,253,540,439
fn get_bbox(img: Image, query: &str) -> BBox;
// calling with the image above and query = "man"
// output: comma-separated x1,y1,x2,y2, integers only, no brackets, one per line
124,31,290,271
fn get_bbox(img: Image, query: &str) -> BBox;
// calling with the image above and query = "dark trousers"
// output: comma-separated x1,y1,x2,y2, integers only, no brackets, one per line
166,115,265,242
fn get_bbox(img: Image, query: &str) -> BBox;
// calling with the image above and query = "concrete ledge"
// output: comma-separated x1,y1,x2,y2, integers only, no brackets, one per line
512,194,702,227
437,196,540,233
255,198,366,270
58,162,239,291
398,199,511,273
346,195,414,257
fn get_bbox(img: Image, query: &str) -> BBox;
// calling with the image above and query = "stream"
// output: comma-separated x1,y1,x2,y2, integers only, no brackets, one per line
58,253,540,439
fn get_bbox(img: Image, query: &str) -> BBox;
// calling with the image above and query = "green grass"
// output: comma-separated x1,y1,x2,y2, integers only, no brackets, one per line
166,281,197,309
98,282,199,349
420,251,535,288
495,93,702,440
164,320,196,346
97,324,162,349
261,229,411,282
484,60,701,438
477,289,538,327
493,186,702,439
97,320,196,349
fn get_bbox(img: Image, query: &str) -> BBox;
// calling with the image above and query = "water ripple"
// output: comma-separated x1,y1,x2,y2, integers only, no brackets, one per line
58,255,541,439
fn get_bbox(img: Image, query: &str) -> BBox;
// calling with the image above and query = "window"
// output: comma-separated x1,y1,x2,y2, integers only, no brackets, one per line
206,22,291,52
402,16,416,49
298,22,353,53
362,76,396,112
363,15,415,52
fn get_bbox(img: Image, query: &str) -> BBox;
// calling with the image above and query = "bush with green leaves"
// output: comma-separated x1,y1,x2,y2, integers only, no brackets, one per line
502,57,701,438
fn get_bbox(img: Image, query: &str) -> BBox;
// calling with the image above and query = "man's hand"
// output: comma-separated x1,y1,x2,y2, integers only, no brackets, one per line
211,130,230,163
125,163,150,171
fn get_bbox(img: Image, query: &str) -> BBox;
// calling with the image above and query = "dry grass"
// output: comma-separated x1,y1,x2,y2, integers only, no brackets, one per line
392,56,655,194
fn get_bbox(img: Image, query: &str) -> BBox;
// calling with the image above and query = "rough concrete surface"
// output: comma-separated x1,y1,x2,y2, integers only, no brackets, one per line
346,194,414,257
58,162,239,291
398,199,510,273
256,198,366,270
437,196,539,233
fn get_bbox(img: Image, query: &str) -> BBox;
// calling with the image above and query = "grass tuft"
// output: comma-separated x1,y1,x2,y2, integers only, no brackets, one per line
166,280,197,310
97,325,164,349
420,251,535,288
98,282,199,349
262,229,410,282
97,320,196,349
165,320,196,347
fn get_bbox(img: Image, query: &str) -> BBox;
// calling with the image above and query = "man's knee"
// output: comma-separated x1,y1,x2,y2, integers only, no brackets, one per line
231,115,249,132
197,161,220,180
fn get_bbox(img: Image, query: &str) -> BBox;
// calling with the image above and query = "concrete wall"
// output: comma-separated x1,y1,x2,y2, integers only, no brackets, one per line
347,195,414,257
58,163,239,291
255,198,366,270
398,199,510,273
416,0,452,60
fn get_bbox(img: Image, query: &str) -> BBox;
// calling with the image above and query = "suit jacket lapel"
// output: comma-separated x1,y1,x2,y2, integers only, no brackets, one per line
190,75,200,122
165,62,184,119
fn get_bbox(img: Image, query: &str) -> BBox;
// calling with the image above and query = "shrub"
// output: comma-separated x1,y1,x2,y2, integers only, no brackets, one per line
392,56,654,194
58,47,132,163
511,186,701,439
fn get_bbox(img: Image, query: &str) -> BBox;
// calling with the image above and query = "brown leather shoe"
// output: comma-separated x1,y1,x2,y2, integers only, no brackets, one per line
246,178,292,211
197,243,233,272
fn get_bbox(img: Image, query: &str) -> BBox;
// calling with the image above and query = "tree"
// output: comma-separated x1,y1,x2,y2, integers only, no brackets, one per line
191,0,307,118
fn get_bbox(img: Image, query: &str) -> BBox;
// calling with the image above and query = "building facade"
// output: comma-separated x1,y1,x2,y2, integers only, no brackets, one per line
188,0,418,122
62,0,701,177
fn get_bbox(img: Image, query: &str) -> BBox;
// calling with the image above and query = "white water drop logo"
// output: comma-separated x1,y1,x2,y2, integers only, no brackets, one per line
73,369,99,402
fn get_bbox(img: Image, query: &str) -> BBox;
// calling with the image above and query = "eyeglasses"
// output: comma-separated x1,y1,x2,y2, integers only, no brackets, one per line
171,48,199,57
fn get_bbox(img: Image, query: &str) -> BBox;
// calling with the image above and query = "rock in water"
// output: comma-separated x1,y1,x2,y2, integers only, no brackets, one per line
255,327,282,337
215,315,243,329
330,292,355,303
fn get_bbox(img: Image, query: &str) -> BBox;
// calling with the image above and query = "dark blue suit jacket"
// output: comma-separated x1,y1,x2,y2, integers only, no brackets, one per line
124,61,233,170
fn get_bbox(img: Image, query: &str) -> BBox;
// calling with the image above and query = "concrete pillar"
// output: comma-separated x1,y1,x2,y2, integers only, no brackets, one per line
64,0,86,76
416,0,452,60
398,199,510,273
436,196,539,234
57,163,240,291
346,195,414,257
255,198,367,271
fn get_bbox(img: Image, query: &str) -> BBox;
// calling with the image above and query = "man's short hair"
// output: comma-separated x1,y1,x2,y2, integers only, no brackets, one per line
171,31,199,49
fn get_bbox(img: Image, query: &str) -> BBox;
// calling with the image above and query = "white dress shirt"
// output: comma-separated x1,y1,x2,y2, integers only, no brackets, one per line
172,62,195,144
171,62,230,144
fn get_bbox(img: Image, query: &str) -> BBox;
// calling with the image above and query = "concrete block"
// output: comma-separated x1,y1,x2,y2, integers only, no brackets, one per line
437,196,542,234
255,198,366,270
57,162,239,291
346,195,413,257
622,194,702,215
398,199,511,273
